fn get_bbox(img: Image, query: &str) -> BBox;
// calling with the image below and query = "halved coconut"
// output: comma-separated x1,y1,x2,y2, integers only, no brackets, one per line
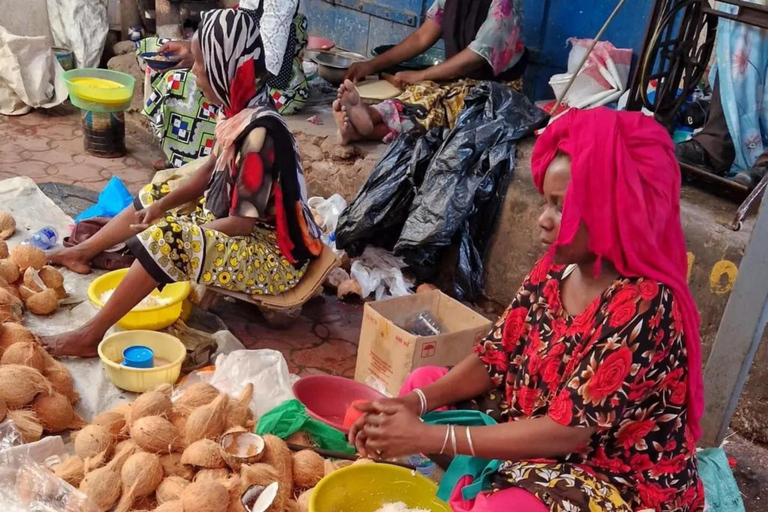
220,431,265,471
241,482,281,512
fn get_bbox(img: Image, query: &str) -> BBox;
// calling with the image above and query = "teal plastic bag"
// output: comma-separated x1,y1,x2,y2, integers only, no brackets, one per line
698,448,746,512
255,399,355,455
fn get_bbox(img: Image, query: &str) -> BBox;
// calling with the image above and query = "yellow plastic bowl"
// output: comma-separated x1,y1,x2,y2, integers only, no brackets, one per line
98,330,186,392
310,464,450,512
88,268,191,331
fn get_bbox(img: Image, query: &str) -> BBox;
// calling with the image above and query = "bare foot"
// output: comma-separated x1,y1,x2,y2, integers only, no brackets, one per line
48,248,92,275
339,79,374,136
153,158,170,171
43,328,102,358
333,101,360,145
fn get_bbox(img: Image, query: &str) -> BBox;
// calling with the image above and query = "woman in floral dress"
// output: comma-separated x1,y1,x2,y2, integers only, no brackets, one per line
47,9,321,358
349,109,705,512
335,0,527,143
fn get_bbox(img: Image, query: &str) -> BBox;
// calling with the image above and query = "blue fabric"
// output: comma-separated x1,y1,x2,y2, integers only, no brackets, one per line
75,177,133,222
697,448,746,512
712,0,768,174
423,410,501,501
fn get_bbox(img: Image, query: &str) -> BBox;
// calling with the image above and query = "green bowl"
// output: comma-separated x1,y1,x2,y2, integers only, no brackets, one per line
63,69,135,113
371,44,444,71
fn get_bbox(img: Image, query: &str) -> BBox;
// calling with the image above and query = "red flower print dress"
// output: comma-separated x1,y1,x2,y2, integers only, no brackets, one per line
473,256,704,512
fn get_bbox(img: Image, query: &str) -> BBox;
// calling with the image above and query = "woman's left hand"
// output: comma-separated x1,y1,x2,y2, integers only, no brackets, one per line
358,401,430,460
392,70,425,88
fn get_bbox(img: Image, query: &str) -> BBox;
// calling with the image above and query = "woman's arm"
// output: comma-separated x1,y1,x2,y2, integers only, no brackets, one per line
345,19,442,82
201,216,256,237
393,48,485,86
151,155,216,212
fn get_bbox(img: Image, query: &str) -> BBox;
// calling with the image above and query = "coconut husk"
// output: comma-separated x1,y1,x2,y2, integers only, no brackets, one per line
43,359,79,404
0,212,15,239
180,480,231,512
33,392,83,432
240,464,287,511
173,382,220,417
26,288,59,315
10,245,46,271
184,394,227,445
0,397,6,422
0,260,20,285
296,490,312,512
129,388,172,425
74,424,115,472
93,410,129,439
0,240,8,258
79,444,134,512
285,431,314,447
6,409,43,442
291,450,324,489
130,495,157,512
114,452,164,512
0,364,52,409
38,266,64,289
193,468,231,482
130,415,184,454
159,453,196,480
156,476,190,505
1,341,46,372
23,267,45,292
0,301,23,323
224,384,254,431
155,500,184,512
181,439,227,469
54,456,85,487
262,434,293,497
0,322,34,356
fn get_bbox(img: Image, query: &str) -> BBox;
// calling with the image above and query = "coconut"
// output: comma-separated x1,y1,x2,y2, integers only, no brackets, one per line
286,500,303,512
241,482,282,512
93,410,129,439
0,302,22,323
0,212,15,239
54,456,85,487
18,285,35,301
131,495,158,511
181,439,227,469
130,415,184,454
4,285,20,301
33,392,83,432
38,266,64,289
0,364,52,409
159,453,196,480
0,397,6,422
114,452,164,512
0,259,20,284
181,480,231,512
323,459,337,477
156,476,190,505
129,388,173,425
184,393,227,445
0,322,34,355
262,434,293,496
297,490,312,512
75,424,115,471
169,411,187,438
112,401,132,418
220,431,265,471
43,359,79,403
1,341,46,372
353,457,375,466
79,444,134,512
239,464,287,510
286,431,314,447
155,500,185,512
10,245,46,272
23,267,46,292
194,468,231,482
0,286,21,307
0,240,7,258
224,384,254,431
173,382,220,416
291,450,324,489
6,409,43,442
26,288,59,315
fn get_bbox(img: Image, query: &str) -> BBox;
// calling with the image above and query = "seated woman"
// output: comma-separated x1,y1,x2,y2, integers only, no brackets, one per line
46,8,322,358
335,0,526,144
350,109,705,512
138,0,309,169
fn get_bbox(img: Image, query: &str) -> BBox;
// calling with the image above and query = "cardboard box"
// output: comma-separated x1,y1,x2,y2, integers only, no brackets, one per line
355,290,492,397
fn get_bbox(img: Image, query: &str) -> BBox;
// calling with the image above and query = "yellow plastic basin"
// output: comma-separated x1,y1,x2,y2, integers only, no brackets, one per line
88,268,191,331
98,330,186,392
310,464,450,512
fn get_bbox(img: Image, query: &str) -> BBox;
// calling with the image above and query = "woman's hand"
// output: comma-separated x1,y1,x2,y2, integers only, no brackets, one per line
130,203,165,232
391,70,425,88
349,398,429,459
158,40,194,70
345,61,376,82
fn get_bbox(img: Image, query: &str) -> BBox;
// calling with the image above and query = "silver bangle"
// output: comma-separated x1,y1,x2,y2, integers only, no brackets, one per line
413,388,428,416
450,425,458,456
466,426,476,457
439,425,450,455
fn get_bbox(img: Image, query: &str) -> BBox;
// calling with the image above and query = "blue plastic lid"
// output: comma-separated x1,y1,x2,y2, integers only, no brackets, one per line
122,345,154,369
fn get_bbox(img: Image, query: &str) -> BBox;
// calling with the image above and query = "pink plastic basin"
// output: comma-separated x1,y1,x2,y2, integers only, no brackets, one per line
293,375,386,434
308,36,335,51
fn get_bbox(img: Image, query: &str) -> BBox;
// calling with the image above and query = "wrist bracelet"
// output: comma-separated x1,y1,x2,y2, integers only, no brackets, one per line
450,425,458,456
466,426,476,457
439,425,450,455
413,388,428,416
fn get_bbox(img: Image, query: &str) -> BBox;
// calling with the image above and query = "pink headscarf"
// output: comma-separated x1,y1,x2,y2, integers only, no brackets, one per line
531,108,703,440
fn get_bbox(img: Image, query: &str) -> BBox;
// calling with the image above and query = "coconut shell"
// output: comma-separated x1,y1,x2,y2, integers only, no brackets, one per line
43,359,79,404
115,452,164,512
160,453,196,480
0,240,8,258
26,288,59,315
0,397,6,422
6,409,43,442
0,260,19,284
174,382,221,417
292,450,324,489
0,302,23,323
184,393,227,445
156,476,190,505
194,468,231,482
0,286,22,307
38,266,64,289
130,415,184,454
1,341,46,372
33,392,80,432
0,212,15,239
0,322,34,356
10,245,46,272
262,434,293,496
130,388,173,425
181,439,227,469
54,456,85,487
23,267,46,292
240,464,286,511
286,431,314,447
220,432,265,471
0,364,52,409
93,410,129,439
155,500,185,512
79,444,135,512
181,480,231,512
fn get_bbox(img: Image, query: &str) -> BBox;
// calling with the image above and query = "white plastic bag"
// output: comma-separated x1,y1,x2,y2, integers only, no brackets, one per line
549,38,633,109
350,247,413,301
209,350,298,418
308,194,347,255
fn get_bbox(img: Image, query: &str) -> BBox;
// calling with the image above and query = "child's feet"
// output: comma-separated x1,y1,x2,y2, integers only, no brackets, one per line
333,100,361,145
338,79,374,136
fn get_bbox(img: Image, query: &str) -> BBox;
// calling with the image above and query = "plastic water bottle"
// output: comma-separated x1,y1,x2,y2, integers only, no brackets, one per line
21,227,58,250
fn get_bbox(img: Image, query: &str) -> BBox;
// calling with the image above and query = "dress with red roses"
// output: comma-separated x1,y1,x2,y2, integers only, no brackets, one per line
473,256,703,512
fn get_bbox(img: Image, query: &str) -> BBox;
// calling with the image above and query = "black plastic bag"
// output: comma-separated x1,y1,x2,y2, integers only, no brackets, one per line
394,83,547,300
335,128,443,255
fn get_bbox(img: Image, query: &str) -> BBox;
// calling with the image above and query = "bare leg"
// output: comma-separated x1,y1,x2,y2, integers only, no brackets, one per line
43,261,159,357
48,204,139,274
333,97,386,145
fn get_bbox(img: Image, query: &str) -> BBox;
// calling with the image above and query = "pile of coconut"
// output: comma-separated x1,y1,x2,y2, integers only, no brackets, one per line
0,243,68,319
53,382,354,512
0,322,82,442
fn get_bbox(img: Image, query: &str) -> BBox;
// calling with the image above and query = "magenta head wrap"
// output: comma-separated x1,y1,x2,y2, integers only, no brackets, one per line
531,108,704,440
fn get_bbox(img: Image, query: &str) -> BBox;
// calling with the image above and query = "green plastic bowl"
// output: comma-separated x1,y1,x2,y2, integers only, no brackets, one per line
310,464,450,512
371,45,444,71
63,68,135,112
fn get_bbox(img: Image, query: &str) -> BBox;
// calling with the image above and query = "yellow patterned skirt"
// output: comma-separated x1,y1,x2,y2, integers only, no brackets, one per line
127,183,306,297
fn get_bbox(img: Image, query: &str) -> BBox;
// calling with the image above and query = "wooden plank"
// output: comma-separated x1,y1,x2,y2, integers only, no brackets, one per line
701,198,768,446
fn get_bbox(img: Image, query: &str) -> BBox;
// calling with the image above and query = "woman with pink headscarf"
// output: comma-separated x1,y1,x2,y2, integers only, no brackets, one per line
348,108,704,512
